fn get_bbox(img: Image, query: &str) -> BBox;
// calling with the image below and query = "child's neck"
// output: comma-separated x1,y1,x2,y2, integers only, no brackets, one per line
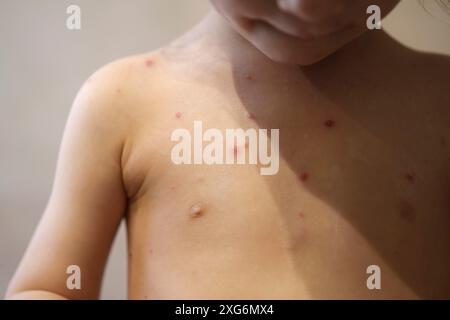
172,10,403,85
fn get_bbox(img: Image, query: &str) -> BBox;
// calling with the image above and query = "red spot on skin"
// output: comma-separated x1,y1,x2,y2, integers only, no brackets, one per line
324,119,336,128
247,112,256,121
299,172,309,182
145,58,154,67
245,74,253,80
170,186,176,191
175,112,182,119
405,171,416,184
298,212,305,219
233,145,239,157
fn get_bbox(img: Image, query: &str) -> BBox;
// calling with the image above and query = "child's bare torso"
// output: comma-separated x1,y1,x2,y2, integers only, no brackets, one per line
116,31,450,299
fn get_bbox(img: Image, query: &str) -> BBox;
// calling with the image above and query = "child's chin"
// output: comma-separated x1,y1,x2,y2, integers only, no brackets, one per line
247,29,365,66
249,40,336,66
267,50,332,66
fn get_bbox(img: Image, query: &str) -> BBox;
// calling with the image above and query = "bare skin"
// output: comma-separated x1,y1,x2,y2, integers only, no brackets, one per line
6,10,450,299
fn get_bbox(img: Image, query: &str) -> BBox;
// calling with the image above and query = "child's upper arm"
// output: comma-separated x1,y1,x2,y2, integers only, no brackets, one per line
6,60,132,299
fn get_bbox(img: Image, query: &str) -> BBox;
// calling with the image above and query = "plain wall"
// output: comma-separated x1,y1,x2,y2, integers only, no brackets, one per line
0,0,449,299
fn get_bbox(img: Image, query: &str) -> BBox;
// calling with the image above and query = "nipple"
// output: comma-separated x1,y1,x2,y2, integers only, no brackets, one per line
398,199,416,223
324,119,336,128
189,203,204,219
404,171,416,184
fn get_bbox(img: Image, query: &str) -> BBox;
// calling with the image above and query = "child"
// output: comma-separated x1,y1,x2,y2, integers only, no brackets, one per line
6,0,450,299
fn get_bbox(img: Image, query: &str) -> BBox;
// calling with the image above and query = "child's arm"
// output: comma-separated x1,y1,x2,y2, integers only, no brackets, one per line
5,63,130,300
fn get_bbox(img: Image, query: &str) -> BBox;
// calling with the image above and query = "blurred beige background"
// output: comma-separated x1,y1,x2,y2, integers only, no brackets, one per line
0,0,449,299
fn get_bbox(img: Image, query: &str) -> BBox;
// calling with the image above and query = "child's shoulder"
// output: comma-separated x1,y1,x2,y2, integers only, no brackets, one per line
67,49,184,154
74,49,180,128
80,50,171,108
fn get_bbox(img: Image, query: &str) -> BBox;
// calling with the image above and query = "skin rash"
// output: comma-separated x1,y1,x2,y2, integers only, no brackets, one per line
6,0,450,300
